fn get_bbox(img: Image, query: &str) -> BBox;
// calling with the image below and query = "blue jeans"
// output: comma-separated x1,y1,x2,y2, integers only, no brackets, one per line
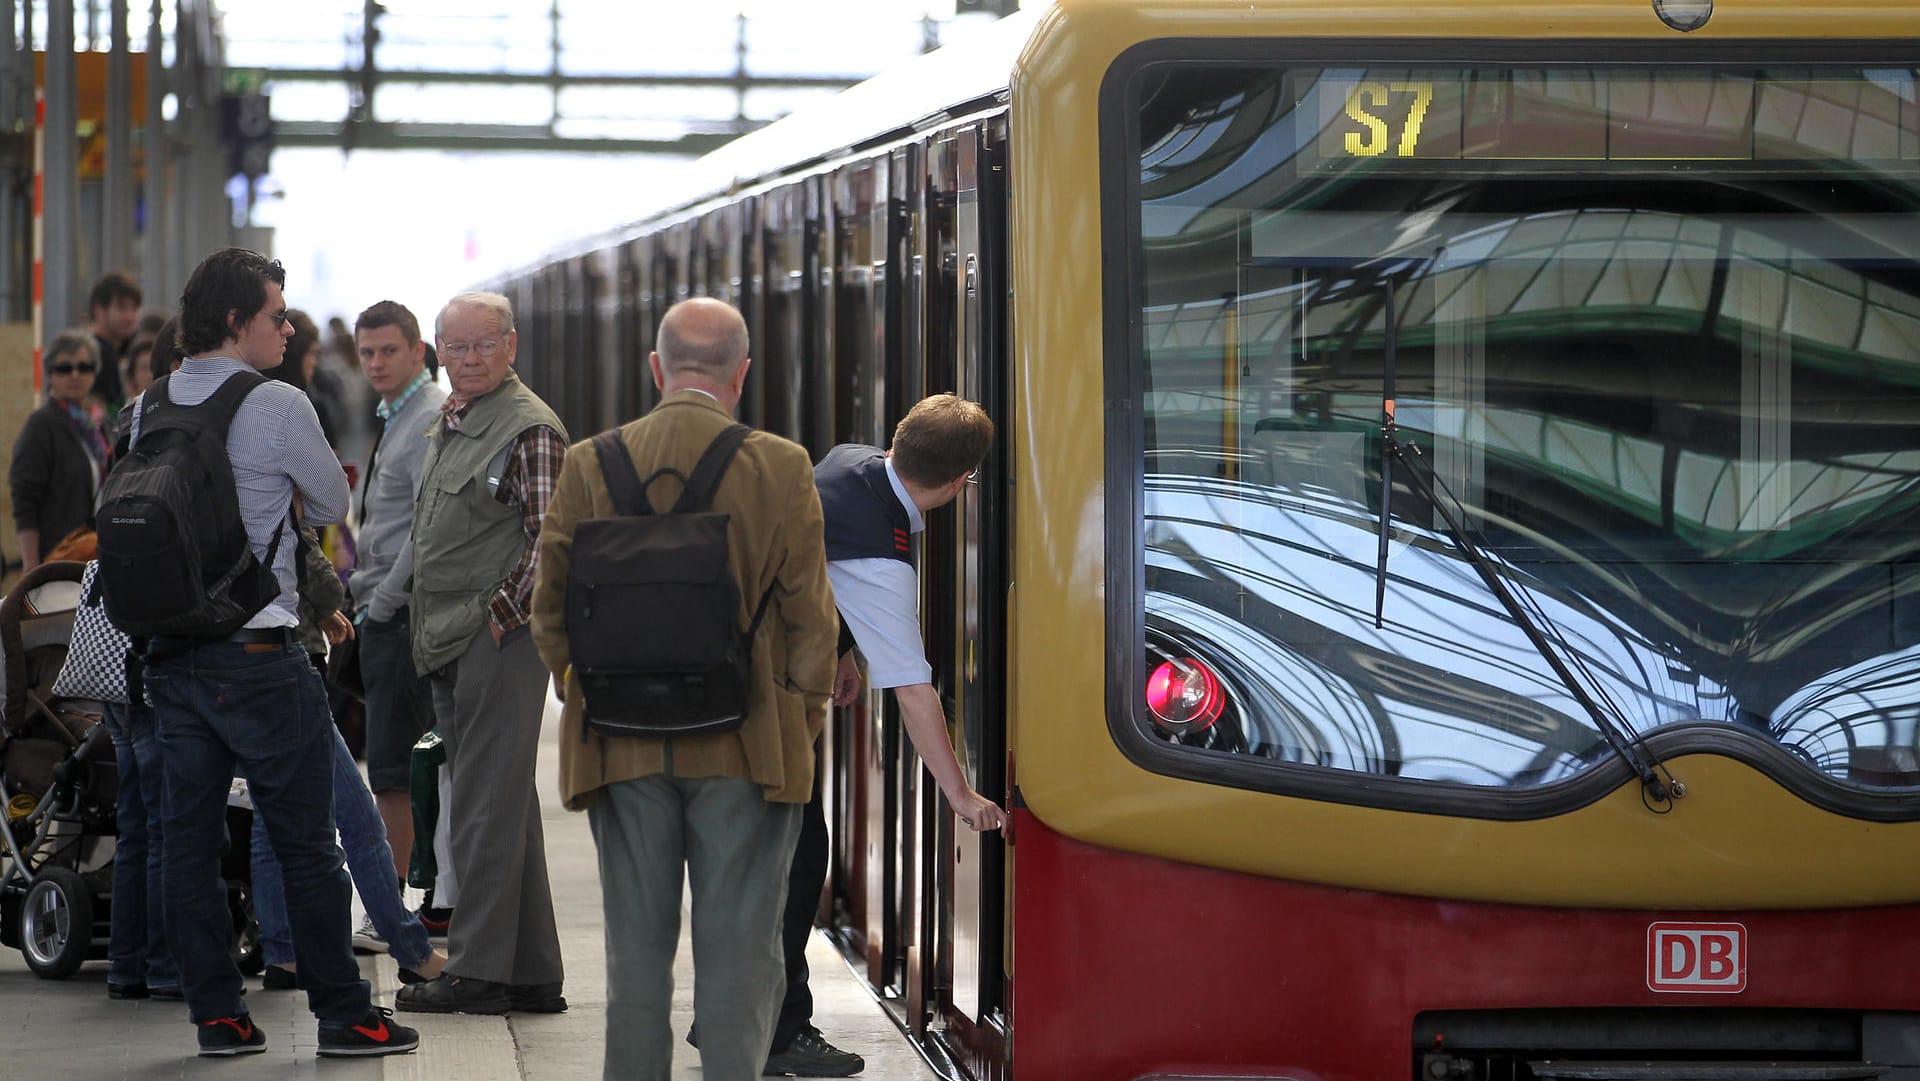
146,637,370,1026
102,701,180,991
252,713,432,970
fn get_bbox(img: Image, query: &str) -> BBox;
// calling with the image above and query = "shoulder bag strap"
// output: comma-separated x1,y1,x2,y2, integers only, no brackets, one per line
592,429,654,516
674,423,752,514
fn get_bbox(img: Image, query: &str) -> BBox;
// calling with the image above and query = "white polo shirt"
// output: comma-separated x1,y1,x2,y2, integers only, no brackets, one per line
826,458,930,690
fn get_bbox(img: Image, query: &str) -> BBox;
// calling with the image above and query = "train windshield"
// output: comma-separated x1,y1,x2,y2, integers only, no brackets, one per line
1123,60,1920,803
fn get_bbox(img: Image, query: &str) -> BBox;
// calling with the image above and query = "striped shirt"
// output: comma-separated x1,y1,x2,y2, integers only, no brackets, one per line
440,394,566,635
127,357,350,628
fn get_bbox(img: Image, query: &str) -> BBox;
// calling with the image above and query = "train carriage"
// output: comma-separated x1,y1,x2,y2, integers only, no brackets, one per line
498,1,1920,1078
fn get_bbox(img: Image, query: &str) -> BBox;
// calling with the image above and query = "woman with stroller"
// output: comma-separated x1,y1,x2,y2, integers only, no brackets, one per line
70,319,189,1001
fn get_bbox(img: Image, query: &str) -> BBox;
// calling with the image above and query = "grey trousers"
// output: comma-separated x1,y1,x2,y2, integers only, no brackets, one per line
429,624,564,986
589,768,802,1081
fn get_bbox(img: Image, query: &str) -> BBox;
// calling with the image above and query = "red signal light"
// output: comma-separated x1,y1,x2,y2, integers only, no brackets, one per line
1146,657,1225,734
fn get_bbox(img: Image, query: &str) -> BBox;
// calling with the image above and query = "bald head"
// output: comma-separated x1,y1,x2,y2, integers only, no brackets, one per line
656,298,749,381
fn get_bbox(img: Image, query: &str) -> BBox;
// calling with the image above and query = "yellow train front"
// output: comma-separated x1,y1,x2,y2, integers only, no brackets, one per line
496,1,1920,1078
1010,1,1920,1079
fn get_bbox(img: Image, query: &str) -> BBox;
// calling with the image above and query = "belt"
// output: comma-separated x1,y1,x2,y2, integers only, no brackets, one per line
148,626,299,655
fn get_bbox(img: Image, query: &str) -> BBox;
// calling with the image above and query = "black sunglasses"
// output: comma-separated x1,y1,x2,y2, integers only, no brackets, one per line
51,362,97,375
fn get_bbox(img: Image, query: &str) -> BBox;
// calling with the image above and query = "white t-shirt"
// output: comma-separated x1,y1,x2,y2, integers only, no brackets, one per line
827,458,930,690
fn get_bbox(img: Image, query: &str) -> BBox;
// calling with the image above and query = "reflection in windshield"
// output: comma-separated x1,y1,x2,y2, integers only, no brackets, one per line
1131,63,1920,795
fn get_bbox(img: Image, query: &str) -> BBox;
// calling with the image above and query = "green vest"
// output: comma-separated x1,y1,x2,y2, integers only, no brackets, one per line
409,371,566,674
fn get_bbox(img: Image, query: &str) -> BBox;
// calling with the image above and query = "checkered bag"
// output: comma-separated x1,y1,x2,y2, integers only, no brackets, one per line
52,561,131,704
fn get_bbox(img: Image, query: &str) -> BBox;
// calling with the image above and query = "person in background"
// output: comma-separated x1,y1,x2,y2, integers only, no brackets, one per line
147,317,186,385
345,300,447,918
87,271,143,412
319,313,376,471
11,330,109,571
123,333,158,400
134,307,167,341
271,310,341,448
249,524,448,992
393,292,567,1017
75,518,181,1005
530,297,838,1081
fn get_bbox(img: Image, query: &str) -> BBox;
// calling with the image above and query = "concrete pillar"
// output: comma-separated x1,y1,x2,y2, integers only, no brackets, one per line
103,0,134,276
139,0,166,303
0,0,20,322
44,0,80,332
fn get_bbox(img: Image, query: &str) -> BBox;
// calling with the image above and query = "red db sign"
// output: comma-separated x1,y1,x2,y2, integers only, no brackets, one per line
1647,922,1746,993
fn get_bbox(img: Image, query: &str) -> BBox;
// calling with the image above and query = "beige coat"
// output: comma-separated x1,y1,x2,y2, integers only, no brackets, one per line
530,391,837,810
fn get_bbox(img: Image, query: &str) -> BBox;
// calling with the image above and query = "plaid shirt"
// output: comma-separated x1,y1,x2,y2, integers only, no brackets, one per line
442,395,567,635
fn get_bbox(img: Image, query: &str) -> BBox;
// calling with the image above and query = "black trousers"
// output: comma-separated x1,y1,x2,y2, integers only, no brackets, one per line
772,736,829,1052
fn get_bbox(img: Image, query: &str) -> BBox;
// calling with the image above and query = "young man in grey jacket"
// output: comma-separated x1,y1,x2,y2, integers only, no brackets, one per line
347,300,447,891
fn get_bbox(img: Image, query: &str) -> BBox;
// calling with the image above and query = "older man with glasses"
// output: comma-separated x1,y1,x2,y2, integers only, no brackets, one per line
395,292,569,1017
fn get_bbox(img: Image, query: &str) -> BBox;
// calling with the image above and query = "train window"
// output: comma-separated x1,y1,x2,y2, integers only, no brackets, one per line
1121,59,1920,801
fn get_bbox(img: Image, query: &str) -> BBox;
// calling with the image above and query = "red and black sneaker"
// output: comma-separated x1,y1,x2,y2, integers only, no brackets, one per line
317,1007,420,1058
197,1015,267,1057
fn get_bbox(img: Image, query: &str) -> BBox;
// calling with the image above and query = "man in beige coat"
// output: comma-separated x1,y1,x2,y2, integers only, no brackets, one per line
530,298,837,1081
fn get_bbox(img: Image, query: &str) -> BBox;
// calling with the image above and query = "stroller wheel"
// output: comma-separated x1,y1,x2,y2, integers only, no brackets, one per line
19,866,92,979
230,884,264,976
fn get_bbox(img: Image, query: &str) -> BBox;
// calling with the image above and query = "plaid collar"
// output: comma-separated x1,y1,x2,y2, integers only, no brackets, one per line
376,369,433,423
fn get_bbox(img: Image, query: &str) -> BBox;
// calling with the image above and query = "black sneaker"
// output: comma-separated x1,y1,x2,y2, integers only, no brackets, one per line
261,965,297,991
764,1027,865,1077
393,973,510,1015
317,1007,419,1058
509,982,567,1013
106,981,148,1000
416,904,452,940
197,1015,267,1057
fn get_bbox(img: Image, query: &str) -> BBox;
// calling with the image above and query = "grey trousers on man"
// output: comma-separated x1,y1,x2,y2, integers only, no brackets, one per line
430,624,564,986
589,766,802,1081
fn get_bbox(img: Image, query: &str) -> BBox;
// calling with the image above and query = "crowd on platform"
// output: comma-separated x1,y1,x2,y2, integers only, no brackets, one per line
6,252,1002,1079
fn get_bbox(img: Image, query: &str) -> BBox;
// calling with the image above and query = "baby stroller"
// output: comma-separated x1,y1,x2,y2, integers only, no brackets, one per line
0,561,262,979
0,561,115,977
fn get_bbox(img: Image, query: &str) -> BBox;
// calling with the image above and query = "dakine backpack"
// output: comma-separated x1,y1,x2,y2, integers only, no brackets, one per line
94,370,288,638
564,423,774,738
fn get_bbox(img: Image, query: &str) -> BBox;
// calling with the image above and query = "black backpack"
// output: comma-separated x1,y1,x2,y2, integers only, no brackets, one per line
565,423,775,739
94,370,288,639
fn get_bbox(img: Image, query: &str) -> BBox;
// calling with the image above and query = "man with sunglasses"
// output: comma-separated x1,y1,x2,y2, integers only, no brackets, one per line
9,329,108,569
125,248,418,1059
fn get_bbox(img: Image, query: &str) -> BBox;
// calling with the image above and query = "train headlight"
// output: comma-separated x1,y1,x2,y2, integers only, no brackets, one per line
1146,657,1225,735
1652,0,1711,31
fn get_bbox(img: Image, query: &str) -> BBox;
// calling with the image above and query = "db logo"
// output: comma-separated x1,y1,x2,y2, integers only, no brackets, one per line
1647,922,1746,993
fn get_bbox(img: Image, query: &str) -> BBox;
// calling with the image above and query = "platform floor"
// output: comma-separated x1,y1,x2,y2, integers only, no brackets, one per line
0,698,936,1080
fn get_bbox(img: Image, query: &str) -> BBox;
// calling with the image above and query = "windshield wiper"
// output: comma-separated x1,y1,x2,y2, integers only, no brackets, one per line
1368,264,1682,808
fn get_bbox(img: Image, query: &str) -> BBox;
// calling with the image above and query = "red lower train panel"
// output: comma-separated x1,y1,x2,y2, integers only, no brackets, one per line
1011,810,1920,1081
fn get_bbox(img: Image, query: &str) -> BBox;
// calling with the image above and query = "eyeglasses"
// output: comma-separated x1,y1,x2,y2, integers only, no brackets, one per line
439,338,504,360
50,362,97,376
267,310,289,328
964,468,980,485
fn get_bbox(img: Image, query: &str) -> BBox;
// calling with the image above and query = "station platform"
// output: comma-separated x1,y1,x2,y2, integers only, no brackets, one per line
0,699,936,1080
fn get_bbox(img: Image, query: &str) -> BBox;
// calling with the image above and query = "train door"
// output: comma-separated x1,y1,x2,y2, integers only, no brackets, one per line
918,120,1011,1078
762,185,805,444
891,139,932,1035
827,155,893,989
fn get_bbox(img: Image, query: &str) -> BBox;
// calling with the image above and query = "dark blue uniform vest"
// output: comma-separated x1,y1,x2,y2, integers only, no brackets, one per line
815,444,913,565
